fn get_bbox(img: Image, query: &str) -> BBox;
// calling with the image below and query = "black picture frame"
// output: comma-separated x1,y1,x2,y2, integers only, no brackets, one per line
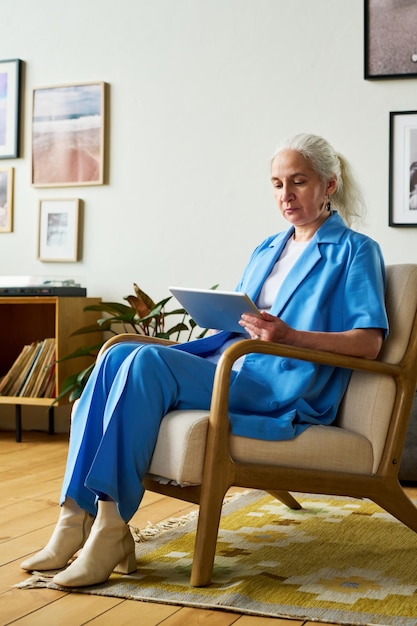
364,0,417,80
389,111,417,227
0,59,22,159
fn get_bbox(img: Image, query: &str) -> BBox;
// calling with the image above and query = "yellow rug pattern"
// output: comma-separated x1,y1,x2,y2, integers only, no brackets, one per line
20,490,417,625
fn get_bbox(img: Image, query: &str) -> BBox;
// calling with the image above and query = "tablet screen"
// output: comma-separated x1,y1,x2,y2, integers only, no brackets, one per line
169,287,260,333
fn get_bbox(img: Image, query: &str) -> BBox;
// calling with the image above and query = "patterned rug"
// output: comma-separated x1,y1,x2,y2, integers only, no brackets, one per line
19,490,417,625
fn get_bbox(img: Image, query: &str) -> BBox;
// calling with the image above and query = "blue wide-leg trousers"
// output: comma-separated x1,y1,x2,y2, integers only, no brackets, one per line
60,342,228,522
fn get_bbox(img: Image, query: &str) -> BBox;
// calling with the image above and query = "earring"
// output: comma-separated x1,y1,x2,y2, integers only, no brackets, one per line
326,196,332,212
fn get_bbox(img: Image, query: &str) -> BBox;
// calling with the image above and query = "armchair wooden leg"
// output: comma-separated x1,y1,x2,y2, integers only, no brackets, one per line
373,481,417,532
267,490,302,510
190,487,228,587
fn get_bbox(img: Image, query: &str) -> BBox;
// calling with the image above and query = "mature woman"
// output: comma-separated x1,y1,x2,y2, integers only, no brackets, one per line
21,134,389,587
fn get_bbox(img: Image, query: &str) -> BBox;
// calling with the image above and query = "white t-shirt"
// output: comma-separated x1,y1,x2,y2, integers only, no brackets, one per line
257,236,309,311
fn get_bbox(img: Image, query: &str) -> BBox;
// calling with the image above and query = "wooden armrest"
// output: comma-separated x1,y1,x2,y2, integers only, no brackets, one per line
220,338,399,377
208,338,400,436
97,333,177,359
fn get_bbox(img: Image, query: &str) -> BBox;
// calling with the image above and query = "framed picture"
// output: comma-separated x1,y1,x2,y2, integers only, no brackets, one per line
32,82,106,187
365,1,417,79
389,111,417,227
0,167,13,232
0,59,21,158
37,198,80,261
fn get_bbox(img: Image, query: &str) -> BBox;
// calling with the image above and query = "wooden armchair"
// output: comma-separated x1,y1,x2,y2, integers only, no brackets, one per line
99,264,417,587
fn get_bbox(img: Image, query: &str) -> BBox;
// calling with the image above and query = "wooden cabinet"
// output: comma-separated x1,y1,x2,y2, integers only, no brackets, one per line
0,296,101,440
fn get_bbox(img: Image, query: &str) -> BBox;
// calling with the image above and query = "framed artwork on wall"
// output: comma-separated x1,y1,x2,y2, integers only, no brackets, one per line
389,111,417,227
365,0,417,79
37,198,80,261
0,167,13,232
32,82,106,187
0,59,22,158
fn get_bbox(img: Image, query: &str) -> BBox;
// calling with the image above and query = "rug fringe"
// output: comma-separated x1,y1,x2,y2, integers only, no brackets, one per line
132,510,199,543
15,574,54,589
131,490,246,543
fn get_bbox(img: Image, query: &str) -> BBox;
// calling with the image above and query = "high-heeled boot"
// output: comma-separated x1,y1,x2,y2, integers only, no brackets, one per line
53,500,137,587
20,498,94,571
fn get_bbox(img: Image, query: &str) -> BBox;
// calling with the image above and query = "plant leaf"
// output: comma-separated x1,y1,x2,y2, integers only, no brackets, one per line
57,343,104,362
124,295,151,318
70,320,113,337
84,302,134,316
165,322,188,336
130,284,156,311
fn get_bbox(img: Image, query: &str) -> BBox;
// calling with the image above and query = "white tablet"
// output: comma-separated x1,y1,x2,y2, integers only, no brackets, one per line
169,287,260,333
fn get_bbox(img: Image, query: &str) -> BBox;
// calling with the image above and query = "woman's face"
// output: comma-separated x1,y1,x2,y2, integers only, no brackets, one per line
271,149,336,234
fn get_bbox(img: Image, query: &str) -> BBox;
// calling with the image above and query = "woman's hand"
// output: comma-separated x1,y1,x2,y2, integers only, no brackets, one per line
239,311,294,343
239,311,384,359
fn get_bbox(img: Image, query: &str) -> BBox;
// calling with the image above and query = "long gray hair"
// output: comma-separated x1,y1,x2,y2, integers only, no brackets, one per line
273,134,366,226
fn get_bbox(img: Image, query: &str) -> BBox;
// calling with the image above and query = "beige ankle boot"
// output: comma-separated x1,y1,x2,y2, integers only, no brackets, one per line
21,498,94,571
53,500,136,587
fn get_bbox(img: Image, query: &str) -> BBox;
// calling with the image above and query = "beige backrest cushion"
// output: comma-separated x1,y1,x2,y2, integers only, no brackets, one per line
379,264,417,364
336,264,417,471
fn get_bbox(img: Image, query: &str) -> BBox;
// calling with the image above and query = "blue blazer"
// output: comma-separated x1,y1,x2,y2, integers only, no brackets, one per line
174,213,389,441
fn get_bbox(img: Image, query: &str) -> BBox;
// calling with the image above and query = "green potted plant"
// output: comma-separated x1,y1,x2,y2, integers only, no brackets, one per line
58,283,215,402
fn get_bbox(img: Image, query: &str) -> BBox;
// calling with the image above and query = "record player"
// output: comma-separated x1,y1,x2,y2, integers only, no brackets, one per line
0,276,87,296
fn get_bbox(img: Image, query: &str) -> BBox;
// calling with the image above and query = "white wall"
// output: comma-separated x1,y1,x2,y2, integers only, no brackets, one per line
0,0,416,306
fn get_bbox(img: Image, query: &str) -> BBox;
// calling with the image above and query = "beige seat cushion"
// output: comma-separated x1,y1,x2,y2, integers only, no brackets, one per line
147,410,209,485
147,410,373,486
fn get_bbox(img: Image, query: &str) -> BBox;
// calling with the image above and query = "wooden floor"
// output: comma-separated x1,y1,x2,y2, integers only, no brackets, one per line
1,431,416,626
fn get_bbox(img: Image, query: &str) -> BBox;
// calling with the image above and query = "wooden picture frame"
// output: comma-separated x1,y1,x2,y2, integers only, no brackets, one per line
365,0,417,79
389,111,417,227
32,82,106,187
37,198,80,261
0,59,21,158
0,167,13,232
